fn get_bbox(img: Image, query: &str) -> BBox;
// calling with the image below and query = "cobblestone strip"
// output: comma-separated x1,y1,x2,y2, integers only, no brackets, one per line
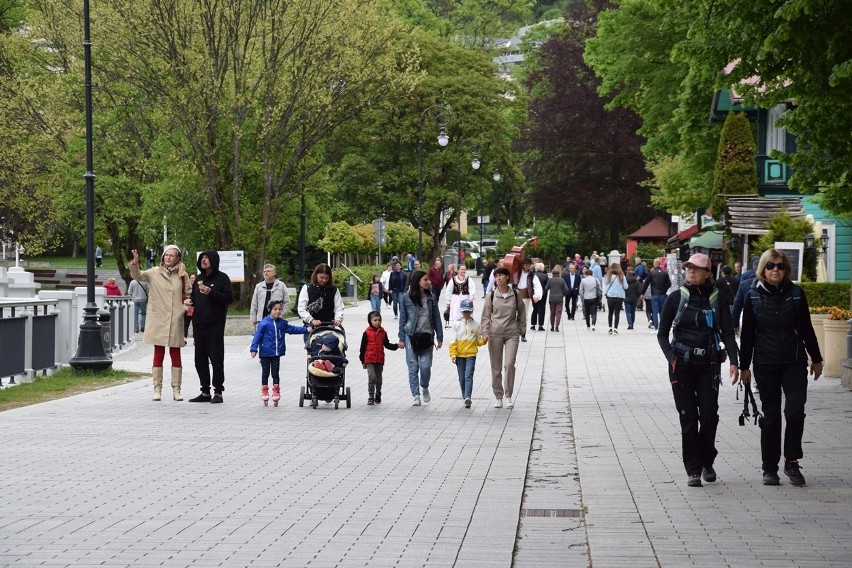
513,331,589,567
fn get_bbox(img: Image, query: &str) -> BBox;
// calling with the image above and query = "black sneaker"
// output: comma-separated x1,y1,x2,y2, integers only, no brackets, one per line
687,474,702,487
210,393,223,404
188,393,211,403
367,397,375,405
375,393,382,404
538,326,545,331
762,471,780,486
702,466,717,483
784,460,806,486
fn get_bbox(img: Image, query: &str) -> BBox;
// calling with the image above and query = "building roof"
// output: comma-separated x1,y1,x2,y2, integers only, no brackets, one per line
724,196,806,235
627,216,673,239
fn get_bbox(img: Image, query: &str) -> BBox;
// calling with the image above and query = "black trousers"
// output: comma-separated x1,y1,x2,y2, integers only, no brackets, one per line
193,321,226,394
754,362,808,472
606,298,623,329
531,298,547,326
566,294,578,319
669,362,719,476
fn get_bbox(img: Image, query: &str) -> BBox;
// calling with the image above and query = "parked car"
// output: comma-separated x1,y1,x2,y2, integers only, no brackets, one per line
450,240,480,260
480,238,498,253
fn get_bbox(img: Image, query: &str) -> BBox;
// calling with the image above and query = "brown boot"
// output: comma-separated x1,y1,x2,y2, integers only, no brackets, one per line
171,367,183,401
152,367,164,401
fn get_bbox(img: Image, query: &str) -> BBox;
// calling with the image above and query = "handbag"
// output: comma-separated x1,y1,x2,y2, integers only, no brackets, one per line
409,331,433,353
443,307,450,321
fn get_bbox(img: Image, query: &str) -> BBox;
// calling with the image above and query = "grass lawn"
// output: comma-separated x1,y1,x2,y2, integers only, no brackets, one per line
22,255,121,270
0,368,146,412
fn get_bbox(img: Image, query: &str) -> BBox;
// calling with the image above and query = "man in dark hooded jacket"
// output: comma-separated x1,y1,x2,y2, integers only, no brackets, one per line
188,250,234,403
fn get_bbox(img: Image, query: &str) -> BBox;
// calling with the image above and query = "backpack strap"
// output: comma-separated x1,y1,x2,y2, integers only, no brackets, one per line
672,286,690,330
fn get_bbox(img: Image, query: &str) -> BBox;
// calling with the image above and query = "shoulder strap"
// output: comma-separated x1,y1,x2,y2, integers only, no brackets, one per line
672,286,690,330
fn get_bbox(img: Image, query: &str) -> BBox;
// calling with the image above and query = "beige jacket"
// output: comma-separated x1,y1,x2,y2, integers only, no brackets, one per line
130,263,190,348
481,287,526,338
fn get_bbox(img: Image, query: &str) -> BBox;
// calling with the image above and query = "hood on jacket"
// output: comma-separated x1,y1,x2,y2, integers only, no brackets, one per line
161,244,182,264
197,249,221,275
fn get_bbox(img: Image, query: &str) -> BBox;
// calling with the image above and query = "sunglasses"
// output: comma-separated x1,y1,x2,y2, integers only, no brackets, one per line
765,262,786,271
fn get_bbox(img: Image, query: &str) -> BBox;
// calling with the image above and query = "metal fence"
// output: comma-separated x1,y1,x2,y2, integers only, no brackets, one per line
0,299,59,386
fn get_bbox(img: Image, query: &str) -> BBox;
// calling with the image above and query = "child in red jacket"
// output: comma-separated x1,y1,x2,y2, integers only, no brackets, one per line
359,311,399,405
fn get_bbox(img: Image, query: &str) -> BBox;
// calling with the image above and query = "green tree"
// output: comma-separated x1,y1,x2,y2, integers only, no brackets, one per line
752,211,815,281
711,112,757,217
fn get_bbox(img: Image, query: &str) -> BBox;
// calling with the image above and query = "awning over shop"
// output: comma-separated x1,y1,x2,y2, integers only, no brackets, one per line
690,231,724,250
667,225,699,245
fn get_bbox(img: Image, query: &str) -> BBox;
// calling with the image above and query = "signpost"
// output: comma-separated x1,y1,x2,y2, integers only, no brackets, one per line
373,217,387,264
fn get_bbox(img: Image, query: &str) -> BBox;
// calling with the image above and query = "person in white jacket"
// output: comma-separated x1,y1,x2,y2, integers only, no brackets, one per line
579,268,601,331
516,258,543,342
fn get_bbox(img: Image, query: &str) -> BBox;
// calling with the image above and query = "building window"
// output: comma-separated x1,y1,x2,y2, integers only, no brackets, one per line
767,104,786,154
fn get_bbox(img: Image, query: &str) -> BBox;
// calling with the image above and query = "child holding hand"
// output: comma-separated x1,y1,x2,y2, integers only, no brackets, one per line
359,311,399,405
250,300,308,406
449,299,487,408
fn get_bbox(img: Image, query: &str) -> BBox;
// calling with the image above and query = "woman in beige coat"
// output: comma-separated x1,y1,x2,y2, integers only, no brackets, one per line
129,245,191,401
481,266,526,409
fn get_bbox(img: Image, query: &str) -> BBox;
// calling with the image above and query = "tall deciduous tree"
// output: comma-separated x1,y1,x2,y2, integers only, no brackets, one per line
521,0,651,250
711,112,757,217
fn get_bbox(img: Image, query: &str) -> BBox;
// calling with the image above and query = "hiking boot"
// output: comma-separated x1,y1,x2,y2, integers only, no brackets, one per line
762,471,780,486
702,466,717,483
784,460,806,486
687,474,702,487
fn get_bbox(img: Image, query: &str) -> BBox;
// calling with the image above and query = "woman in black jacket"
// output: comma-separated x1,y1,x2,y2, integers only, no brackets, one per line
739,248,823,487
658,253,740,488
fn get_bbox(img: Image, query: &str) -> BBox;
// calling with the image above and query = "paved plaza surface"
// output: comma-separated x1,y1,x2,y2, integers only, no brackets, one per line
2,280,852,567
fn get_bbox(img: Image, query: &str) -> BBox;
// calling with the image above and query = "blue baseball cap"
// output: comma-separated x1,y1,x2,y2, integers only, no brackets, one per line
460,299,474,312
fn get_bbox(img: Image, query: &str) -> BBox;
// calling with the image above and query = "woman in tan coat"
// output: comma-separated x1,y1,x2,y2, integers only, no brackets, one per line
129,245,191,401
481,266,526,409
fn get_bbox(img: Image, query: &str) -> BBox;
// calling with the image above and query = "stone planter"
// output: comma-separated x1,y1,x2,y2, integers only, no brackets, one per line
822,318,849,378
810,314,829,364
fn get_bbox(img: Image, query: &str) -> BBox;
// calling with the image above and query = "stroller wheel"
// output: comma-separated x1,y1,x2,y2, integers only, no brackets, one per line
345,387,351,408
299,386,305,407
311,396,317,408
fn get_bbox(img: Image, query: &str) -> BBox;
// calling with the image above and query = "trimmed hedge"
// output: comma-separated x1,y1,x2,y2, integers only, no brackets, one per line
332,265,386,299
798,282,851,309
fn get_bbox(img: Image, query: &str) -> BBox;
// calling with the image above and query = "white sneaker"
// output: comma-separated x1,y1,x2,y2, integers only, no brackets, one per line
493,399,503,408
591,326,595,331
613,329,619,335
505,398,514,408
412,396,421,406
421,388,430,403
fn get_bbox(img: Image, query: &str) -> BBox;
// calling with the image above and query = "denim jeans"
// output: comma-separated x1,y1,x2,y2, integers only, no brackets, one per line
624,301,636,327
455,356,476,398
133,301,147,331
651,294,666,329
392,291,405,316
370,295,382,313
404,335,433,397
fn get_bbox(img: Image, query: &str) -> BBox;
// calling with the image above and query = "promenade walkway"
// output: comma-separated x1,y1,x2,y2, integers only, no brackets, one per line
2,282,851,567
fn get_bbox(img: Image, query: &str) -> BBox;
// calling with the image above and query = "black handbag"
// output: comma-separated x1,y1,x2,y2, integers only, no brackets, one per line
409,332,433,353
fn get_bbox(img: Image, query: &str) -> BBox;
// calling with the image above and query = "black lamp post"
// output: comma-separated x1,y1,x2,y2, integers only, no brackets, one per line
487,171,501,252
70,0,112,371
454,139,481,243
821,228,830,257
417,105,451,261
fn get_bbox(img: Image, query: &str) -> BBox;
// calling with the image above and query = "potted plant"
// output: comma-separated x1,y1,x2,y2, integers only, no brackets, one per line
822,307,852,378
809,306,831,360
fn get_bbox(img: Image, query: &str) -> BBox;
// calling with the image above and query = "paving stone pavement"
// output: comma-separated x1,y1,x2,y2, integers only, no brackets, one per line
2,283,852,567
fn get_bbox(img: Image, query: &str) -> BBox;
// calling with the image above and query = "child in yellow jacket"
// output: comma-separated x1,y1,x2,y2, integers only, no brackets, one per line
449,299,487,408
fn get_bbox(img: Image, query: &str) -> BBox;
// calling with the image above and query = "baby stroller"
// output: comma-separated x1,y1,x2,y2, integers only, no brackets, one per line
300,324,351,409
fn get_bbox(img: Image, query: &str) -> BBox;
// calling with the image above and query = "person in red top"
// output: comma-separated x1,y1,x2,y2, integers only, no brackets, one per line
427,259,445,293
104,277,122,296
359,311,399,405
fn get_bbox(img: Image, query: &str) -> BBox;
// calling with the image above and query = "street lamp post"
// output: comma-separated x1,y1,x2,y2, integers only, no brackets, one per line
417,105,451,261
454,140,481,245
485,171,501,255
70,0,111,371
